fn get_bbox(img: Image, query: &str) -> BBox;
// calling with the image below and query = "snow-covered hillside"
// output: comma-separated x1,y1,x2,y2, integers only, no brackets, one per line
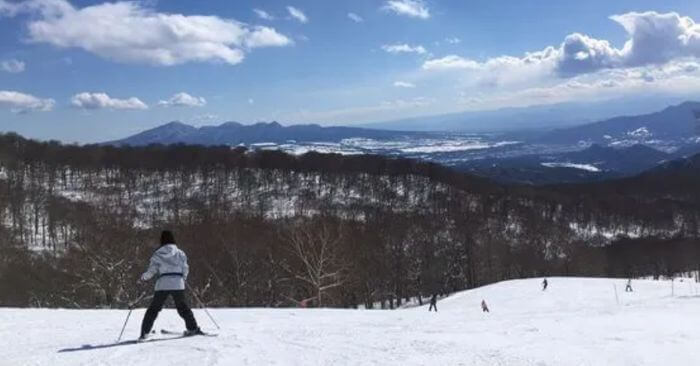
3,277,699,365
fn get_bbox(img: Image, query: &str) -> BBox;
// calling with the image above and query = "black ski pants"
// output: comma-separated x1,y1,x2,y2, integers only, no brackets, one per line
141,290,198,336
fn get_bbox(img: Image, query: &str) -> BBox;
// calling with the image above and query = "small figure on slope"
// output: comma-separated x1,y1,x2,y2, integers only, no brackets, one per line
481,299,490,313
428,294,438,312
625,279,633,292
542,278,548,291
139,230,203,341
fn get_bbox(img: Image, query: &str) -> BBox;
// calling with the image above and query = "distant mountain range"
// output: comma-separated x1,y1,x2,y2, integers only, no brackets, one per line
455,100,700,184
362,96,693,132
108,121,422,146
539,101,700,145
106,101,700,185
109,100,700,149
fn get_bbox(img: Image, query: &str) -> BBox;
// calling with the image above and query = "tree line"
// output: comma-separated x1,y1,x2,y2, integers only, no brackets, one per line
0,132,698,308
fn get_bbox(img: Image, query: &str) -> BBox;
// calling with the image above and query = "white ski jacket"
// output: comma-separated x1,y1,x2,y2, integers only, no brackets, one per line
141,244,189,291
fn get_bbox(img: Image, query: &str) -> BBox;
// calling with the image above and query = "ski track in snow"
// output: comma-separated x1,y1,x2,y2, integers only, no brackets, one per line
2,277,700,365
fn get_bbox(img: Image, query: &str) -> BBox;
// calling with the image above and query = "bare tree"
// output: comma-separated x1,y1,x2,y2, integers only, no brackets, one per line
282,217,346,307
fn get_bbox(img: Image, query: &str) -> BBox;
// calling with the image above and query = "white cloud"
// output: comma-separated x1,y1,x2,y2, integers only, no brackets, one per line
158,92,206,107
412,12,700,115
348,13,363,23
555,33,622,76
609,12,700,68
253,8,274,21
245,27,293,48
2,0,292,66
0,90,54,112
1,59,25,73
422,12,700,80
71,92,148,110
382,43,427,54
394,81,416,88
286,6,308,23
445,37,461,44
382,0,430,19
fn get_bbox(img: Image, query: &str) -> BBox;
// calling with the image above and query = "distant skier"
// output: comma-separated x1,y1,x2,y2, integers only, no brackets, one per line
625,279,633,292
428,294,438,312
481,299,489,313
138,230,203,341
542,278,548,291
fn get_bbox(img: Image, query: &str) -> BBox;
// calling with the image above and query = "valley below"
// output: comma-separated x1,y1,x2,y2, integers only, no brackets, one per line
109,101,700,185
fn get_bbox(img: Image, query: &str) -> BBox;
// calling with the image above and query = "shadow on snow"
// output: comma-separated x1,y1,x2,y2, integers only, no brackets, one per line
58,335,189,353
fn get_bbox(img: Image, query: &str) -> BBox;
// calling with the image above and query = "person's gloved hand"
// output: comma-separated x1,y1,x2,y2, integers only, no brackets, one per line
140,273,150,282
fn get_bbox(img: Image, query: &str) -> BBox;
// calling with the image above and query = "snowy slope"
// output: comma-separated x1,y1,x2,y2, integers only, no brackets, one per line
2,277,700,365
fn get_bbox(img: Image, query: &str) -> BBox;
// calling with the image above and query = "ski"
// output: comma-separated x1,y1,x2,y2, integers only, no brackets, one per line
136,333,183,343
161,328,219,337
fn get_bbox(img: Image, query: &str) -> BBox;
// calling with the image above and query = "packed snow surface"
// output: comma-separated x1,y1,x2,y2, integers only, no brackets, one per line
2,277,700,365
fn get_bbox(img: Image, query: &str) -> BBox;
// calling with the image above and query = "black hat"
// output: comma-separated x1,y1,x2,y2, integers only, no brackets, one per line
160,230,176,246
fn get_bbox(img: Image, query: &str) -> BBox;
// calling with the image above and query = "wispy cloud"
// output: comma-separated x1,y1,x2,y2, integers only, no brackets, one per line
0,90,54,113
253,8,274,21
422,55,481,70
382,0,430,19
348,12,363,23
1,59,25,73
458,61,700,111
382,43,427,54
293,97,433,123
287,6,308,23
394,81,416,88
191,113,219,125
71,92,148,110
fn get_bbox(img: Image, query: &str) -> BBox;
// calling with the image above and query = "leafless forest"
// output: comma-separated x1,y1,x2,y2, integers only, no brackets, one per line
1,133,699,308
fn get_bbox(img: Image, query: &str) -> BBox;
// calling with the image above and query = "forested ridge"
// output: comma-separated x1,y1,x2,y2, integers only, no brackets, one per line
1,133,699,308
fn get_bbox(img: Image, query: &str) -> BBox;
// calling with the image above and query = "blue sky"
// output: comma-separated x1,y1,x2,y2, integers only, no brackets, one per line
2,0,700,142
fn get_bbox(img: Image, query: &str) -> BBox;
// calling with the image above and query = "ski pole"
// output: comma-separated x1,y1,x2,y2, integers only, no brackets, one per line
190,286,221,330
117,308,134,343
117,290,147,342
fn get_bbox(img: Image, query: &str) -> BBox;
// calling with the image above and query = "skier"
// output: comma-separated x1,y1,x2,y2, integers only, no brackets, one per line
542,278,548,291
481,299,489,313
138,230,203,341
625,279,633,292
428,294,438,312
